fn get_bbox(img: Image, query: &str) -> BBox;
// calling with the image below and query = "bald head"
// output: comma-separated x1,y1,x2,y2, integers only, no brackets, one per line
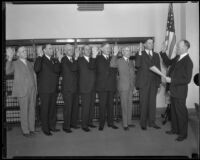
64,44,74,57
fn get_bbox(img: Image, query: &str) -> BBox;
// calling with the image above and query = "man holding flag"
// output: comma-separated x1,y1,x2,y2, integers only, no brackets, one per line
159,3,194,141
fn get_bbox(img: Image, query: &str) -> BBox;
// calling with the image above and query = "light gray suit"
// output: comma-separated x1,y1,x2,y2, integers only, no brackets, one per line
110,56,135,127
6,59,37,134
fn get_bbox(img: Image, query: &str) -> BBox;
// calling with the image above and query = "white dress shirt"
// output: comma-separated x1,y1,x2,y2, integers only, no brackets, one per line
67,55,73,62
19,58,27,65
123,56,129,62
178,52,188,61
145,49,153,56
102,54,109,60
45,54,51,60
84,55,90,62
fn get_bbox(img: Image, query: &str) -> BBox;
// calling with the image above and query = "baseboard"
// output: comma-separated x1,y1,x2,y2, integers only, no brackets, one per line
156,107,197,118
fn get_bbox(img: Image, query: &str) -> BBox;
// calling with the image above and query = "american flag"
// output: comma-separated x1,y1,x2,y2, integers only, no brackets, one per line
165,3,176,59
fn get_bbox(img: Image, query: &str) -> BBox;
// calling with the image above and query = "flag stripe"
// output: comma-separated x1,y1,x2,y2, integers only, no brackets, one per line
168,33,176,58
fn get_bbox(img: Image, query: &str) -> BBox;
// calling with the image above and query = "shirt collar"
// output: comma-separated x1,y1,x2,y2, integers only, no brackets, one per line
67,55,72,60
123,56,128,61
179,52,188,61
19,58,27,65
102,54,108,59
83,55,90,62
45,54,51,60
145,49,153,55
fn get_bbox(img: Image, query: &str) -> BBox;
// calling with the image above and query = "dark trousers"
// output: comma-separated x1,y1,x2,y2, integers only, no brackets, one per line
63,92,79,129
81,92,95,128
170,97,188,137
39,93,57,133
98,91,114,127
139,83,157,128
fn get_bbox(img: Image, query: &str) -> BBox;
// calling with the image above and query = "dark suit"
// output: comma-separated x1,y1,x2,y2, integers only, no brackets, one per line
160,52,193,137
61,56,79,129
95,55,117,127
135,50,161,128
78,56,96,128
34,55,60,133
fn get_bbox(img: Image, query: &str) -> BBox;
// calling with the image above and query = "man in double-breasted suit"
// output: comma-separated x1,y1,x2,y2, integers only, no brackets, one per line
77,45,97,132
110,46,136,130
34,44,62,136
93,43,118,131
6,46,37,137
60,44,80,133
135,38,161,130
161,40,193,141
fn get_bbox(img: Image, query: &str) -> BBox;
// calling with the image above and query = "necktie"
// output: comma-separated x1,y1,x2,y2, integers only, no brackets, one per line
148,50,152,59
70,57,73,63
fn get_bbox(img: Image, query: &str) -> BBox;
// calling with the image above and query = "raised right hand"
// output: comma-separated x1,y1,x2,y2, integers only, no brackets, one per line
6,47,14,61
37,46,44,57
92,46,99,58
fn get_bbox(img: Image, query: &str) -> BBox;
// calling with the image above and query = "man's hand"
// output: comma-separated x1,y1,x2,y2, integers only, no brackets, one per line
133,88,138,95
74,48,80,60
92,46,99,58
56,48,63,62
165,77,171,83
113,45,119,56
161,41,167,53
37,46,44,57
6,47,14,61
138,42,144,55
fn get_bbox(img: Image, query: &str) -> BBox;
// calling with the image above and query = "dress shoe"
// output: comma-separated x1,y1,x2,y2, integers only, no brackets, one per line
128,124,136,128
43,131,52,136
30,131,36,135
176,136,187,141
141,126,147,130
124,127,129,131
165,130,177,135
88,124,97,128
23,133,33,137
82,128,90,132
98,126,104,131
63,128,72,133
108,125,118,129
149,124,161,129
50,128,60,132
70,125,80,129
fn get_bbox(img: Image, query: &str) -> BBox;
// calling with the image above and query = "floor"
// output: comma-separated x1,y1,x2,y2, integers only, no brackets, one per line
5,117,199,158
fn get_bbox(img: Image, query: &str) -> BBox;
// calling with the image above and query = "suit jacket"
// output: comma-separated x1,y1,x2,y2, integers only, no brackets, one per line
95,55,117,92
6,59,37,97
135,50,161,89
161,52,193,99
78,56,96,94
61,56,78,94
34,55,60,94
160,52,180,91
110,56,135,91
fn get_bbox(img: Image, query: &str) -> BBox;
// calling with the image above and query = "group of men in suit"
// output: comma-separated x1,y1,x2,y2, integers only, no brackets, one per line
6,38,193,141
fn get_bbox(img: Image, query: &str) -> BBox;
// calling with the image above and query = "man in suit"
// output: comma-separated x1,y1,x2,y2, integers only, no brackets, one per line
135,38,161,130
6,46,37,137
60,44,80,133
110,46,136,130
93,43,118,131
161,40,193,141
34,44,62,136
77,45,97,132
